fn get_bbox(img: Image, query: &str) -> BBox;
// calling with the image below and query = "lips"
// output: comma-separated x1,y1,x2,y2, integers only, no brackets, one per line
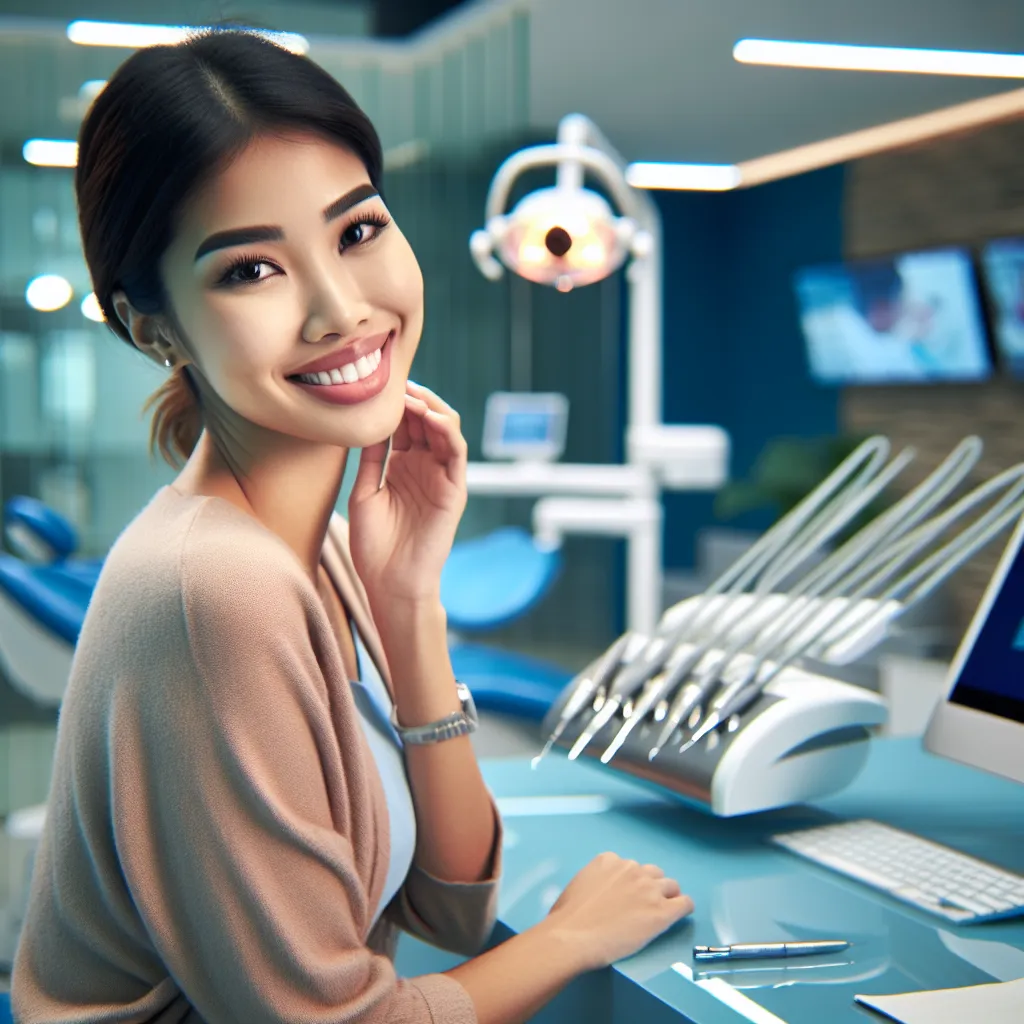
286,330,393,378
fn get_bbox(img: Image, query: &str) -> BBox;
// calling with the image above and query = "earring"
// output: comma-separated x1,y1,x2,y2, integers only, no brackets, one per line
164,359,172,368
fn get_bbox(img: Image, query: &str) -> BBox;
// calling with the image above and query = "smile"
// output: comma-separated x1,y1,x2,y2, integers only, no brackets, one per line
287,330,394,406
294,347,382,386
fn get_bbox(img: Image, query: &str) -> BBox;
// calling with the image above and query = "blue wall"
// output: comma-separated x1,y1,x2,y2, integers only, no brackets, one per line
656,164,846,570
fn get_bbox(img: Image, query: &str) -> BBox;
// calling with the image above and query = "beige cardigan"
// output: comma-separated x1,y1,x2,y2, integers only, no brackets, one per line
12,485,503,1023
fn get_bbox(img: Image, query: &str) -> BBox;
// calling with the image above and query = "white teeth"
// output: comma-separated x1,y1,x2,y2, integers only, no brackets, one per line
295,345,384,385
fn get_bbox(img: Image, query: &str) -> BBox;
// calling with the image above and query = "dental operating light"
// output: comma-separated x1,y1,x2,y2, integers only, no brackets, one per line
470,114,729,636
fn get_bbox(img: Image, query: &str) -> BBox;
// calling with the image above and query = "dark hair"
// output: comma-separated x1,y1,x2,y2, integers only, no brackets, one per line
75,30,384,467
849,262,903,318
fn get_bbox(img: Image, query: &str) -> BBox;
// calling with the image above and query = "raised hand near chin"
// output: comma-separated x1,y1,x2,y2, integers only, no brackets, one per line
347,380,468,612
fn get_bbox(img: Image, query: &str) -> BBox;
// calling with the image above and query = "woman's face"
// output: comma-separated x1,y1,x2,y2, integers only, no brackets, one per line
160,131,423,452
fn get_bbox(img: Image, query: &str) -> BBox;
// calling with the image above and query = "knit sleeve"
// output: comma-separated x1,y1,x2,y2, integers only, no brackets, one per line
385,799,504,956
109,522,478,1024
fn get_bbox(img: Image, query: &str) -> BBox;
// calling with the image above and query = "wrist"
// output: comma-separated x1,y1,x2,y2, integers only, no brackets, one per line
530,916,599,976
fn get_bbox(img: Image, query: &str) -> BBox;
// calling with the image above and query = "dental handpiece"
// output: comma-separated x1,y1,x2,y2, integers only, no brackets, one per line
599,436,894,715
531,631,637,769
665,437,980,750
644,445,909,760
684,464,1024,751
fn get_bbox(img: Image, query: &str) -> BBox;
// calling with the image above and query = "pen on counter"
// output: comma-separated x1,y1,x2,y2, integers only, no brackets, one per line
693,940,850,961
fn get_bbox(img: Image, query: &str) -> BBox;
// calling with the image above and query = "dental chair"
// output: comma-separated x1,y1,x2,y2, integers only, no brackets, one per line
1,499,573,720
0,497,101,707
441,526,573,721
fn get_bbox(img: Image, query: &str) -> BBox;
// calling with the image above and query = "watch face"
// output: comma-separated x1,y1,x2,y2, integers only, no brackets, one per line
457,682,478,723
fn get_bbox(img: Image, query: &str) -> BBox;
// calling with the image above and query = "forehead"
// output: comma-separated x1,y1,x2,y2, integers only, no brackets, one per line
177,133,371,237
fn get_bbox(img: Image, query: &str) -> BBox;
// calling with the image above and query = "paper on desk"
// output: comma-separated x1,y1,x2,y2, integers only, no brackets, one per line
855,976,1024,1023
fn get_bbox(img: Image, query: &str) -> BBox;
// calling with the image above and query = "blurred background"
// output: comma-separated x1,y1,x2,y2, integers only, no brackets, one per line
1,0,1024,815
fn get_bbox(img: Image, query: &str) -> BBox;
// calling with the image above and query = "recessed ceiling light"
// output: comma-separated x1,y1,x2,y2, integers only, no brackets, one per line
66,20,309,55
81,293,105,323
26,275,73,312
23,140,78,167
625,163,741,191
734,38,1024,78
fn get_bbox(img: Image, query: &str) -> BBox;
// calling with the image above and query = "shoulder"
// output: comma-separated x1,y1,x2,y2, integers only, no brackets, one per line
178,497,317,636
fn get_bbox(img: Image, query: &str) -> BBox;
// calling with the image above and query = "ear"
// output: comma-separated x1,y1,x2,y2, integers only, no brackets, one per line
111,290,187,369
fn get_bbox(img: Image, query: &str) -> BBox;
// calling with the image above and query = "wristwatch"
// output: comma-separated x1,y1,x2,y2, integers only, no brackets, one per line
390,682,479,745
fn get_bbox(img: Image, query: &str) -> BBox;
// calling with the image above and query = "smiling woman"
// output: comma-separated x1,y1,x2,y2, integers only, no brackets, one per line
10,28,693,1024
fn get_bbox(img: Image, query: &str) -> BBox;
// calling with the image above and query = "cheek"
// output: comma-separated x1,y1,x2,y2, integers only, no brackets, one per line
367,236,424,320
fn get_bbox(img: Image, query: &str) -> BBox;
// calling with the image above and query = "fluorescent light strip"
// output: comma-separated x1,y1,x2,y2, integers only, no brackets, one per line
626,86,1024,192
23,139,78,167
625,162,740,191
734,38,1024,79
66,20,309,54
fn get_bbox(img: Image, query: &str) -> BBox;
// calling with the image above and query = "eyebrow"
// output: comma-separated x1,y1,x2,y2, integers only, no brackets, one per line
194,183,379,262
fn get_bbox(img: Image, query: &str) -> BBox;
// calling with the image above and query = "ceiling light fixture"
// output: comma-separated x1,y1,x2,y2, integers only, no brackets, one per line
625,162,741,191
23,140,78,167
66,20,309,54
734,38,1024,79
81,293,105,323
26,275,73,312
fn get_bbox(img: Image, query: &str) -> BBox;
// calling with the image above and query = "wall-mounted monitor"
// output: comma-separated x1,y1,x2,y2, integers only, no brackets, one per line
481,392,569,462
980,237,1024,379
794,248,992,385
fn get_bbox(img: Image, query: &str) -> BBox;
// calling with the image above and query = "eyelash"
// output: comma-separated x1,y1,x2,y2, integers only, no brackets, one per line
217,212,392,286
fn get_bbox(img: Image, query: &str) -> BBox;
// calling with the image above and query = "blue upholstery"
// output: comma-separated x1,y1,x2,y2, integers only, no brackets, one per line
0,991,11,1023
0,555,95,644
4,495,78,561
441,527,560,632
450,642,571,721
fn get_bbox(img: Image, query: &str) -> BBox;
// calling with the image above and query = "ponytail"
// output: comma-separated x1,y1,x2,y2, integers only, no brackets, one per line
141,367,203,468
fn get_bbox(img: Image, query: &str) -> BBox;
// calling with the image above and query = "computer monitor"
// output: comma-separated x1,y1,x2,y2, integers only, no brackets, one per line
481,392,569,462
979,236,1024,378
794,247,993,385
925,512,1024,786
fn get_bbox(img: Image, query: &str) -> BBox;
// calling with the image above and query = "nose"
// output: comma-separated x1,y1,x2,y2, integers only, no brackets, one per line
300,263,373,344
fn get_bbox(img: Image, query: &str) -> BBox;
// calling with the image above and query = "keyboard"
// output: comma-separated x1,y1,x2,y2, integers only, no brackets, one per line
771,819,1024,923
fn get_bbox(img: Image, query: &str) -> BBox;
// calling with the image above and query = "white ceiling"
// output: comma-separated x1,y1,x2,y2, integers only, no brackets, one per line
524,0,1024,164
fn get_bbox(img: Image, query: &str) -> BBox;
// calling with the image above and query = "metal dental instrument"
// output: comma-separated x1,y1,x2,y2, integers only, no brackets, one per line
530,631,637,769
593,438,895,764
681,466,1024,752
644,442,915,761
576,437,892,738
650,438,983,760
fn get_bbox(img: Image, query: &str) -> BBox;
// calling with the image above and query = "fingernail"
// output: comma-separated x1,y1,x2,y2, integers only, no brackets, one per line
407,379,423,389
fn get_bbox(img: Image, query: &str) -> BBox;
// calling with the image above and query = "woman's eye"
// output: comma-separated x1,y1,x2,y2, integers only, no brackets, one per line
225,261,273,285
340,219,385,250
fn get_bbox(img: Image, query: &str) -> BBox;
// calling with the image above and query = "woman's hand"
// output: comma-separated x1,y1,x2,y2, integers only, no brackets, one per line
348,381,467,610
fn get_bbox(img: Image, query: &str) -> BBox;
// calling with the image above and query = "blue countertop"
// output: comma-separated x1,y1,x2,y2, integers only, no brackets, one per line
403,737,1024,1023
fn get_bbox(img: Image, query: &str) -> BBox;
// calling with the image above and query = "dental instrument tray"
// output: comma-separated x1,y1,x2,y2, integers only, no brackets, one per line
535,436,1024,816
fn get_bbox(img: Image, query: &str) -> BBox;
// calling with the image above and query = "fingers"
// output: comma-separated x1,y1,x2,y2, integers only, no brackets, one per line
350,438,390,502
400,383,468,483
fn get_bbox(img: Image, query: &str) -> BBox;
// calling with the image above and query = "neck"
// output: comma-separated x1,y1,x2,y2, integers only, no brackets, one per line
175,429,350,582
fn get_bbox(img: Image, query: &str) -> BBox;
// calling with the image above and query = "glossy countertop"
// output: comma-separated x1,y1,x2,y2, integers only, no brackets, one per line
467,737,1024,1024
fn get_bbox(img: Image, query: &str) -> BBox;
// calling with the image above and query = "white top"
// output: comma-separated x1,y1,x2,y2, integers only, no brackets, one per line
350,627,417,928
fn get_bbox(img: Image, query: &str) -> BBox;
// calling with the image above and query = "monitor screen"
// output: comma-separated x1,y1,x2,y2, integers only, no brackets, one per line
980,237,1024,378
501,410,555,445
794,248,992,385
948,529,1024,725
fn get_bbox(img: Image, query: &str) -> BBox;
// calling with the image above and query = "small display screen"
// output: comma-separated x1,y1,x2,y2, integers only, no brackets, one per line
794,248,992,385
980,237,1024,378
950,532,1024,724
501,411,554,445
